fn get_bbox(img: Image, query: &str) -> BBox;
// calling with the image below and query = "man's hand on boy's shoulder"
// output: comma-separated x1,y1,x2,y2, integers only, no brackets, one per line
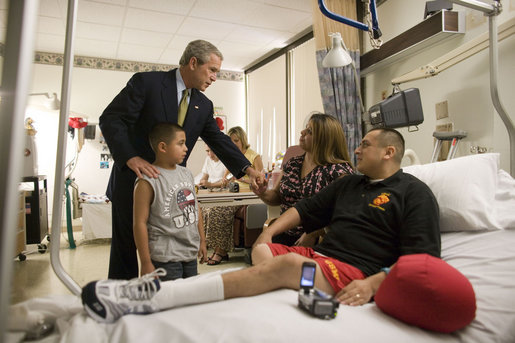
127,156,160,179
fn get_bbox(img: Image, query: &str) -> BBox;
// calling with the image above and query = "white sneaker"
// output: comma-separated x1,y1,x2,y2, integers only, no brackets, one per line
82,268,166,323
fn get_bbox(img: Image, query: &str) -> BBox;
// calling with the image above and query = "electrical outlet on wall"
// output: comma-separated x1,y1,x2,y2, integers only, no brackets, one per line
435,100,449,120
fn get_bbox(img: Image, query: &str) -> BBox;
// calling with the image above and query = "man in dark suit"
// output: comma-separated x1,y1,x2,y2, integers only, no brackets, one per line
100,40,264,280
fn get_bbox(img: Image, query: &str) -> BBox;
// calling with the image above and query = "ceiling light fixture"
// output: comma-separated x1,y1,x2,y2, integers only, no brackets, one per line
322,32,353,68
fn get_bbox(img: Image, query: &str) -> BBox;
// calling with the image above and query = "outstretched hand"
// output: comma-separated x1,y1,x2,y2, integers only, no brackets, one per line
247,167,267,194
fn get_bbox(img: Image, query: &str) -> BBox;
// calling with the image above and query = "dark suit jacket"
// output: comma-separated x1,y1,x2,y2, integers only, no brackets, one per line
99,69,249,202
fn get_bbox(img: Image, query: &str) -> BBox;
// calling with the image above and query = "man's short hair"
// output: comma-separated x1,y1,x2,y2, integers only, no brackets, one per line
149,123,185,152
179,40,223,66
369,128,405,163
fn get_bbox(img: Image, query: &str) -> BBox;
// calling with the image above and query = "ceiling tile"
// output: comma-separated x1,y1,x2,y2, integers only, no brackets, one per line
120,28,172,47
77,0,125,26
35,33,65,53
158,48,183,65
128,0,194,16
37,16,65,35
124,7,183,34
177,17,236,41
74,37,118,58
243,3,312,32
39,0,64,18
167,35,203,52
190,0,260,25
262,0,312,13
224,26,290,46
94,0,127,5
116,43,164,62
76,22,121,41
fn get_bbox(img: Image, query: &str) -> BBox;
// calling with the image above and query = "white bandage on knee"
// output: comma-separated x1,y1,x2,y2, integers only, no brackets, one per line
153,274,224,310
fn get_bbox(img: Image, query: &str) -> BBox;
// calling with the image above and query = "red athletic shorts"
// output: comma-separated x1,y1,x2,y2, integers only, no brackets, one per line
266,243,366,294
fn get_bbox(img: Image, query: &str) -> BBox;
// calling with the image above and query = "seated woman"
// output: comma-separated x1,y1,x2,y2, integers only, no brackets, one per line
198,145,227,189
257,112,354,246
206,126,263,265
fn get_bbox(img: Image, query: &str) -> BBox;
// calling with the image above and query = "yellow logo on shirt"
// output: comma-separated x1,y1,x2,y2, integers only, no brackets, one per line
368,192,391,211
324,260,340,281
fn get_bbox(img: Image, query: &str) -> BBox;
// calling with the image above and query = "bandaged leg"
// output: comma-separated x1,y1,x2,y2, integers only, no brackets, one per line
154,273,224,309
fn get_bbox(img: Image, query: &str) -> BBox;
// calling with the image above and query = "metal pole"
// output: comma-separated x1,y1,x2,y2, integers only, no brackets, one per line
488,14,515,176
0,0,40,340
451,1,513,175
49,0,81,296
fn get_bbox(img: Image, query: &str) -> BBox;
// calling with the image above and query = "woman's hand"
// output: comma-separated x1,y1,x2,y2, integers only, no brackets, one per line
254,229,273,246
295,232,318,247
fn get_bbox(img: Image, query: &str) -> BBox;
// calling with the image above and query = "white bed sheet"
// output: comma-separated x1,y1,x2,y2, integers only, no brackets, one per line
7,229,515,343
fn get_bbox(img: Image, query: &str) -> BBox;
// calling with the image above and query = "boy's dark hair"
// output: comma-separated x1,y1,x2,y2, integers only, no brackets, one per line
149,123,185,152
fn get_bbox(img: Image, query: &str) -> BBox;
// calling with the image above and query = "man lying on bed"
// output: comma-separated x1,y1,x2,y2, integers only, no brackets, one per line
82,128,441,323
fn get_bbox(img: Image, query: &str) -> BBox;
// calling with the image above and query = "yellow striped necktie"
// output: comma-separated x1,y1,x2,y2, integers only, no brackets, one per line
177,88,189,126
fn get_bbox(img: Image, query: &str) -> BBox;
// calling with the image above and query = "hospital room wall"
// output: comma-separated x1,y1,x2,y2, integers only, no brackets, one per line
363,0,515,172
26,63,245,220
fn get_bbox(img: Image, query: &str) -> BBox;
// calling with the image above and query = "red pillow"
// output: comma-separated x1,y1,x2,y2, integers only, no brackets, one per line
375,254,476,333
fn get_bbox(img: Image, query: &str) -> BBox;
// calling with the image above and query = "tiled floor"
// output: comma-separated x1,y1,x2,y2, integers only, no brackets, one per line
10,235,248,305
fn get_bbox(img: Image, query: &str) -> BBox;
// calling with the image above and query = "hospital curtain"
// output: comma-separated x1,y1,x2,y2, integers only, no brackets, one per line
311,0,362,166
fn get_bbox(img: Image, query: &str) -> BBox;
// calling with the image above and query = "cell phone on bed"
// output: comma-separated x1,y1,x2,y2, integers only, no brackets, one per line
298,261,339,319
300,262,316,293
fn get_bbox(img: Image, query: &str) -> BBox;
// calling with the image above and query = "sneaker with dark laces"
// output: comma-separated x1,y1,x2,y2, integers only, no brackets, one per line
81,268,167,323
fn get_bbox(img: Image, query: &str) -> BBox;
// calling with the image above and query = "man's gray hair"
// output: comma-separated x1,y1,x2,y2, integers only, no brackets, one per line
179,40,223,66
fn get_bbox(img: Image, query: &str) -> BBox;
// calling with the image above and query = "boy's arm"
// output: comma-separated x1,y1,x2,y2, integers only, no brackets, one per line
197,207,207,263
133,179,154,276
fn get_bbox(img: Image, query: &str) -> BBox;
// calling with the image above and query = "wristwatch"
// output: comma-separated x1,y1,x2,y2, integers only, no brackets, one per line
380,267,391,275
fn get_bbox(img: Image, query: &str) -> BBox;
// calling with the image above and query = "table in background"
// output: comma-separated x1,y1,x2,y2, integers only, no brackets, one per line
196,189,262,208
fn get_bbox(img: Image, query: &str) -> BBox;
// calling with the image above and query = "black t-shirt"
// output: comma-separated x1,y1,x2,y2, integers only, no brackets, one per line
294,170,441,276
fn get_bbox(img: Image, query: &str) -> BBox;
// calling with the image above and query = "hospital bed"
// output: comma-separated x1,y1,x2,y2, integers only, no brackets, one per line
6,153,515,342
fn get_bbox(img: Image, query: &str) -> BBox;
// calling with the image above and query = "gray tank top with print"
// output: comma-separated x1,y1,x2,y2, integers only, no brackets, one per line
141,166,199,263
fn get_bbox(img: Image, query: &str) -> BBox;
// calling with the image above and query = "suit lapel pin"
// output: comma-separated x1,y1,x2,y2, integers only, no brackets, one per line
194,105,199,109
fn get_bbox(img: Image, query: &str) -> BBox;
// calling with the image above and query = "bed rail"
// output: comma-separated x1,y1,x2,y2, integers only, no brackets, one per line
49,0,82,296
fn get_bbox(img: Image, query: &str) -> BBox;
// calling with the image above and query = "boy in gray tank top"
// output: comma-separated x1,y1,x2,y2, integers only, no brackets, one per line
133,123,207,281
